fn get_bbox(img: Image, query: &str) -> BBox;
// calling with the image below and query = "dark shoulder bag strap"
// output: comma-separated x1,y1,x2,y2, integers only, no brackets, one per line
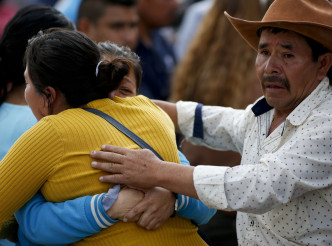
84,108,164,161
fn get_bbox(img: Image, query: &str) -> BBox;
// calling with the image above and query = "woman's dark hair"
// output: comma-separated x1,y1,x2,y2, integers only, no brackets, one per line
0,4,75,105
98,41,142,91
25,29,129,108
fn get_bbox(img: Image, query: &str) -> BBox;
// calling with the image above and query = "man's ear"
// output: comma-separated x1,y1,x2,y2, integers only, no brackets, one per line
77,17,93,34
317,52,332,81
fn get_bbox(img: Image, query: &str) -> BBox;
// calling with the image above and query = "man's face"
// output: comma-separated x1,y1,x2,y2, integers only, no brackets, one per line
255,30,323,114
137,0,178,28
89,5,139,50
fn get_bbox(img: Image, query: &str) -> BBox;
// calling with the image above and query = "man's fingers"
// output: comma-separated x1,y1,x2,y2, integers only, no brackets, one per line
137,215,160,230
125,202,146,221
91,161,120,173
101,145,129,155
90,150,124,163
98,173,125,184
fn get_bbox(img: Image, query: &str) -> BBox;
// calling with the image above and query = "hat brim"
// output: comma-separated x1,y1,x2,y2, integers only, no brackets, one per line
225,12,332,52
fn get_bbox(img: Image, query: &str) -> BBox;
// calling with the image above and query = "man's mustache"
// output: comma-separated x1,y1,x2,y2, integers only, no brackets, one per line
261,75,290,91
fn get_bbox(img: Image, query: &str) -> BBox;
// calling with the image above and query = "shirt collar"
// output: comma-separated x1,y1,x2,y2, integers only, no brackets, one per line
287,77,330,126
251,77,330,125
251,97,273,117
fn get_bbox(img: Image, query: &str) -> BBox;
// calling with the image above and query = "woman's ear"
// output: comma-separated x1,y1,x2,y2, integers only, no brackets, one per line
44,86,57,102
43,86,57,114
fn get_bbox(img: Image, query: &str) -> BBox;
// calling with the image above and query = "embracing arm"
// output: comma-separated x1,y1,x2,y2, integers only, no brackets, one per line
0,120,63,226
152,100,179,133
16,186,144,245
15,192,114,245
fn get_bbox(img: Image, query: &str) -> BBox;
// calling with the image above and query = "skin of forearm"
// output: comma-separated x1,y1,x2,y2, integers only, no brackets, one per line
107,187,144,220
152,100,180,133
156,162,198,199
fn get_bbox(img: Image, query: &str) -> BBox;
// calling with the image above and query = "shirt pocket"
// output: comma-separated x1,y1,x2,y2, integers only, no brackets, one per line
261,197,310,240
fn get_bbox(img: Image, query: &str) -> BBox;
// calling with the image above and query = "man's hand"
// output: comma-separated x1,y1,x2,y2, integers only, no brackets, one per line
91,145,198,199
91,145,163,189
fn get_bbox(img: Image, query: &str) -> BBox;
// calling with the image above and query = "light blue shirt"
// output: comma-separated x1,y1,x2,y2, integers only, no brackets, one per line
0,103,37,160
0,103,36,246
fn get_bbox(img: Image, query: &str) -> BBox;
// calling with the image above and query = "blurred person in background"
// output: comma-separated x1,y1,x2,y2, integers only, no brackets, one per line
57,0,178,101
76,0,139,51
174,0,214,60
0,0,18,37
135,0,178,100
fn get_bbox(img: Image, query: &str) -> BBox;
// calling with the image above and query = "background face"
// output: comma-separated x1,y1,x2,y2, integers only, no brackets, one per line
137,0,179,28
90,5,139,50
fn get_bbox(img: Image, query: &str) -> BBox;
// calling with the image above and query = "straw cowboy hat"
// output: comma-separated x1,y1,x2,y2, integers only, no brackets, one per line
225,0,332,52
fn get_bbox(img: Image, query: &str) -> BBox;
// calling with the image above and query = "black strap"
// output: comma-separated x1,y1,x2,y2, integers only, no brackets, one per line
84,108,164,160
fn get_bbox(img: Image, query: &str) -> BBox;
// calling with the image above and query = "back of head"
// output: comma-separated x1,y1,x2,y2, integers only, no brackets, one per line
171,0,265,108
98,41,142,90
25,29,130,108
77,0,136,25
0,4,75,104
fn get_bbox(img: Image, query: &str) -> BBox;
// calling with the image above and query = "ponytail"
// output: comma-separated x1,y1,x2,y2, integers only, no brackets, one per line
96,58,130,94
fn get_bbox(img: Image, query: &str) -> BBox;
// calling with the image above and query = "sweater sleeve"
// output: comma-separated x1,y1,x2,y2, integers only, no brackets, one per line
0,119,63,226
176,151,217,225
15,192,117,245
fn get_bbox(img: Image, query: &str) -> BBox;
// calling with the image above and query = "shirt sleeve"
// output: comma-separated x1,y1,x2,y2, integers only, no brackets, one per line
0,119,63,227
176,151,217,224
192,114,332,213
176,101,252,153
15,192,117,245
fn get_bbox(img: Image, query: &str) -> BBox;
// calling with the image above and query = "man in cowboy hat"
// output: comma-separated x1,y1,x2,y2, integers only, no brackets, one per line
90,0,332,245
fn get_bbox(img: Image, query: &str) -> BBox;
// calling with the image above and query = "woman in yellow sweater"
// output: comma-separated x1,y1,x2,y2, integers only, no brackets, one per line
0,29,206,245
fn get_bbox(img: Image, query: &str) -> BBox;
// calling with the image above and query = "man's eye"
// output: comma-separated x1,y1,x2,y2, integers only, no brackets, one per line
260,50,270,56
283,53,294,59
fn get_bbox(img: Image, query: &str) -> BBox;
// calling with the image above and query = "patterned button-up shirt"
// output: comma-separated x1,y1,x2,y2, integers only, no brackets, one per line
177,77,332,246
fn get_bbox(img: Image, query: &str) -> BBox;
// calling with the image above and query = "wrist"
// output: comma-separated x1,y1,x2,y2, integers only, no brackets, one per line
170,197,178,218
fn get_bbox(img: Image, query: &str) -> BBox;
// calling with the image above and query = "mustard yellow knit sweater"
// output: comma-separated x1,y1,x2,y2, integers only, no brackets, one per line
0,96,206,245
